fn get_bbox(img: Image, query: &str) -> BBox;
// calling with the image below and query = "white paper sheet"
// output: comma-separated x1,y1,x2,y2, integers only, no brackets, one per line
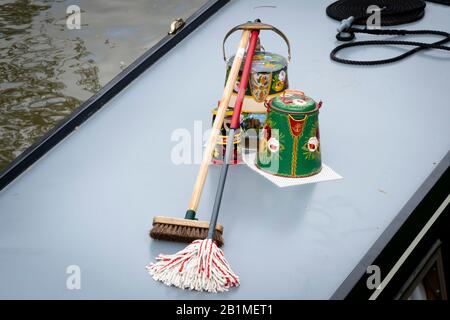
242,152,343,188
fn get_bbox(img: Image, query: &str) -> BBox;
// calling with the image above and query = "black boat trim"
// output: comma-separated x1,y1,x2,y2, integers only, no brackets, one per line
0,0,229,191
332,150,450,299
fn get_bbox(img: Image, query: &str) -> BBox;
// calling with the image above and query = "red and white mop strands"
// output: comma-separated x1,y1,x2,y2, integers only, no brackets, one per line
146,239,239,293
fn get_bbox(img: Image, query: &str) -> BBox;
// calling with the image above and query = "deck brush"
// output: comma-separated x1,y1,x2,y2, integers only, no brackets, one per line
148,27,260,293
150,216,223,246
148,29,252,244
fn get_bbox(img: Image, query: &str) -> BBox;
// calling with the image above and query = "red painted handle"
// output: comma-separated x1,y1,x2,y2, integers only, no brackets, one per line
318,100,323,109
230,30,260,129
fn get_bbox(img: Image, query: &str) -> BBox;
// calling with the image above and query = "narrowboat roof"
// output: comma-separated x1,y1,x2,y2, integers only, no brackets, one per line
0,0,449,299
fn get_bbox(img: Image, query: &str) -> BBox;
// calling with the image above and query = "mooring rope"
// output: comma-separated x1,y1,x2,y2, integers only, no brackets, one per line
327,0,450,65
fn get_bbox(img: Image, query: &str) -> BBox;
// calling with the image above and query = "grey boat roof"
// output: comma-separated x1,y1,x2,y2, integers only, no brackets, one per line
0,0,449,299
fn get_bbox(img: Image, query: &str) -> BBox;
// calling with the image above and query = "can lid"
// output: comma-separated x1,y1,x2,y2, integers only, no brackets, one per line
227,51,287,73
268,90,317,114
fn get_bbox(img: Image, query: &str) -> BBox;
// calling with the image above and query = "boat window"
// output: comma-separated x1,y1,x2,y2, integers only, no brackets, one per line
399,244,448,300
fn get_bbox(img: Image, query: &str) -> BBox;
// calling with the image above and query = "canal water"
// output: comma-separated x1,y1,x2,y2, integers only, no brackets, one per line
0,0,206,170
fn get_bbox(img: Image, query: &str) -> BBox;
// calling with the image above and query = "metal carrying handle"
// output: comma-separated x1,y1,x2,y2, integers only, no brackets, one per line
223,21,291,62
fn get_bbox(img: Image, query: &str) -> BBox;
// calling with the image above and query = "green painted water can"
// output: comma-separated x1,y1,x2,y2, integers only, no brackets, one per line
256,90,323,178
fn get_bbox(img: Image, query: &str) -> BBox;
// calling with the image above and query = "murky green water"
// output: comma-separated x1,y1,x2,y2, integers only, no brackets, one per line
0,0,206,170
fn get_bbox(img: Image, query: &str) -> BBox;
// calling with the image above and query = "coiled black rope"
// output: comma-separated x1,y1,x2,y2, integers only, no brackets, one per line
327,0,427,26
327,0,450,65
331,28,450,65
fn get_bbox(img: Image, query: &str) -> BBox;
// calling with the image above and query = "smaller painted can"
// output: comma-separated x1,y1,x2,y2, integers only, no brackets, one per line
256,90,323,177
211,107,242,165
225,51,289,113
225,51,289,150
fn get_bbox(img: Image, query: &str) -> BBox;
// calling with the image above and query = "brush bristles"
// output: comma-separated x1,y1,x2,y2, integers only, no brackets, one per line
150,223,224,247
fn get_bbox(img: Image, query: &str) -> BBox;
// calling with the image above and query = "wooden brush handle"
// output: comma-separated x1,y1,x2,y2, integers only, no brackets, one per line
188,30,251,212
207,30,260,239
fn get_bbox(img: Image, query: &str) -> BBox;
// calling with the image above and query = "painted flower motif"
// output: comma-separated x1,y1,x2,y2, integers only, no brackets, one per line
274,80,284,92
260,75,269,85
307,137,319,152
268,137,280,153
257,91,265,100
234,80,240,92
278,70,286,82
293,99,307,106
